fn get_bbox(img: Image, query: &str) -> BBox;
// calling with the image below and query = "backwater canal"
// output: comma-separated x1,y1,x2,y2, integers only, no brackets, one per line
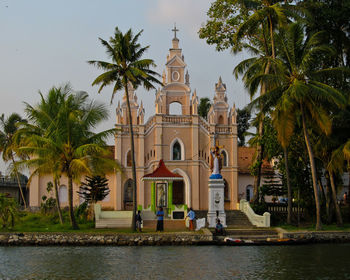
1,243,350,280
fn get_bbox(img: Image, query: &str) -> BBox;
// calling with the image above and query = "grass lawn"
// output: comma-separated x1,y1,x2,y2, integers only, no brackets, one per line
0,211,202,234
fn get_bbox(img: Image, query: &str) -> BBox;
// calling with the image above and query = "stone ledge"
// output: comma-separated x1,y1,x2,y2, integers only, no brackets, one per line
1,231,350,246
0,232,212,246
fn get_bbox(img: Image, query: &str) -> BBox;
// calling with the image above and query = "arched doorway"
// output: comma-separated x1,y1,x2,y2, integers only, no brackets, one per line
246,185,253,202
172,180,184,205
123,179,134,210
172,168,191,207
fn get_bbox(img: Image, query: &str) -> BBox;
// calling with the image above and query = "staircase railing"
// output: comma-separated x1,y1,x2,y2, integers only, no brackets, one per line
239,199,270,227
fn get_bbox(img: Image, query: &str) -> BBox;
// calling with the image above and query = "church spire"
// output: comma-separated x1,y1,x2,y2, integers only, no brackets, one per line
171,23,180,49
172,23,179,40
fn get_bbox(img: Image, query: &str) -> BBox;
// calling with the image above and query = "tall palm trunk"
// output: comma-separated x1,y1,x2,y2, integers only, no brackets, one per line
329,171,343,226
284,147,292,224
11,156,27,209
253,59,271,203
268,15,276,59
54,178,63,225
324,177,332,224
68,174,79,229
300,103,322,230
253,119,264,203
125,84,137,232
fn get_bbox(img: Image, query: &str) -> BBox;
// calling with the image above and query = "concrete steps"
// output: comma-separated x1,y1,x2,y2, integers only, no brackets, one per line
225,210,255,228
196,210,255,229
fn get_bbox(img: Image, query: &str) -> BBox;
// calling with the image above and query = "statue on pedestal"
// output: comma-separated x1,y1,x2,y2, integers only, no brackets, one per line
210,146,222,179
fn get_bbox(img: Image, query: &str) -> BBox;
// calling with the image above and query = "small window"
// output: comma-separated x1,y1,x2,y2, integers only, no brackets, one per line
59,185,68,203
126,150,132,167
173,141,181,160
218,115,224,124
221,150,228,167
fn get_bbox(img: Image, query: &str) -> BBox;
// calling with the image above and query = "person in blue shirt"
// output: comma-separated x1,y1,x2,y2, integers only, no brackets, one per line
215,219,224,235
186,208,196,231
156,207,164,232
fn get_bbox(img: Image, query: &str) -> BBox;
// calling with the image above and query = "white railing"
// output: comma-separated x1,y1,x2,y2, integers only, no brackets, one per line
239,199,270,227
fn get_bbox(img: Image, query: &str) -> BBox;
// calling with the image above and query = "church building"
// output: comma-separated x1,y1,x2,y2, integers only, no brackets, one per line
28,30,262,213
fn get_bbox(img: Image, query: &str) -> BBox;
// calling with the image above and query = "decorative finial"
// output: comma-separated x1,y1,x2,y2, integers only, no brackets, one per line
185,70,190,85
172,23,179,39
162,70,166,84
219,76,222,84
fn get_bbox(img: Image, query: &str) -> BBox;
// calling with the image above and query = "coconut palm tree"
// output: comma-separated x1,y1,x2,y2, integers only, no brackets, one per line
0,113,27,208
233,0,299,203
19,86,119,229
17,86,70,224
314,134,343,226
252,23,346,230
88,27,161,231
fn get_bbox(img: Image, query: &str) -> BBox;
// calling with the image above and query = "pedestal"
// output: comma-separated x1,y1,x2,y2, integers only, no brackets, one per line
207,178,226,227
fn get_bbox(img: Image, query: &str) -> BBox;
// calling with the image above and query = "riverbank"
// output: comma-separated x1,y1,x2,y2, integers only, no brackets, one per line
1,229,350,246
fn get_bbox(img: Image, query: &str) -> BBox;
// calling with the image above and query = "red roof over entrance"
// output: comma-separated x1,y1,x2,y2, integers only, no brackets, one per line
142,159,183,181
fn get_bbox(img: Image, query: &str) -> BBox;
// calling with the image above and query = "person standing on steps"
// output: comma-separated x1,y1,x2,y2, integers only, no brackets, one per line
186,207,196,231
156,207,164,232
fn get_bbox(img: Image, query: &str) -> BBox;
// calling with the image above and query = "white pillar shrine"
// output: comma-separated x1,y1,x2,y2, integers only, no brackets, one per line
207,178,226,227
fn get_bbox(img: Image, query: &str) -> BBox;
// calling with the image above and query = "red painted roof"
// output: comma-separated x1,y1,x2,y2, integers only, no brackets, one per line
142,159,183,181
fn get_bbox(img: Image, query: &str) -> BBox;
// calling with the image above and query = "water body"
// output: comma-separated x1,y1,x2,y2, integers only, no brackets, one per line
1,244,350,280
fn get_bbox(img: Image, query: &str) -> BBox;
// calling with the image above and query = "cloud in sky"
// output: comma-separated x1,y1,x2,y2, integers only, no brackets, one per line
147,0,211,36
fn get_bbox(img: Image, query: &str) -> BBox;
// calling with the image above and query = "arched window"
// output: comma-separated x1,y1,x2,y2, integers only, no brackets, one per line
126,150,132,167
123,179,133,210
124,179,133,202
221,150,228,167
218,115,224,124
173,141,181,160
59,185,68,203
169,102,182,115
246,185,253,202
170,138,184,160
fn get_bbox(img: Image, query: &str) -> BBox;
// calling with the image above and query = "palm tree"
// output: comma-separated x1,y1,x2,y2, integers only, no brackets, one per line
89,27,161,231
198,97,212,119
0,113,27,208
233,0,298,203
313,131,343,226
253,23,346,230
19,85,119,229
18,86,70,224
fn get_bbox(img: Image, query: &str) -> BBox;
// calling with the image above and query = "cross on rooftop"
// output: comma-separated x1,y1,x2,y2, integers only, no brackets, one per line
172,23,179,39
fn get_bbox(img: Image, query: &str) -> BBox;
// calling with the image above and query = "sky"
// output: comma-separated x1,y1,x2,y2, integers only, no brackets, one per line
0,0,250,174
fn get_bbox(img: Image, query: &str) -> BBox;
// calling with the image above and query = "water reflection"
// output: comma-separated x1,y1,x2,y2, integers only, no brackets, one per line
1,244,350,279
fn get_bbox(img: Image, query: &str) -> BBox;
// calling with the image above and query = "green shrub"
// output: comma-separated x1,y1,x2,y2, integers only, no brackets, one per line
0,193,19,229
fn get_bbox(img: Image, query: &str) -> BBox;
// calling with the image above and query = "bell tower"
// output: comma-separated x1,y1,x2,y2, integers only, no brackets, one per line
155,24,193,115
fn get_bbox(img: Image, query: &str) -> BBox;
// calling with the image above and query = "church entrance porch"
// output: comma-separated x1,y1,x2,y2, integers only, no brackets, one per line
142,160,187,222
